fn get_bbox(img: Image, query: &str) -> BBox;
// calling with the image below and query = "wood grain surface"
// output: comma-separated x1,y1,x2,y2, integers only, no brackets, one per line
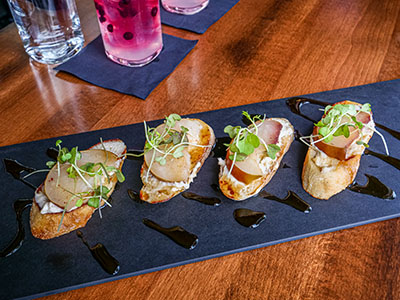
1,0,400,299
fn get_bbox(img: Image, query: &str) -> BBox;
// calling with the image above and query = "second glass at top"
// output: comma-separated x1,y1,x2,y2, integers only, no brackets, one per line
162,0,209,15
94,0,163,67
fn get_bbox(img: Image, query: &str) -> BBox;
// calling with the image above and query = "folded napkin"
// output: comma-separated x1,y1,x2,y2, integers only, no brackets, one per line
161,0,240,34
55,34,198,100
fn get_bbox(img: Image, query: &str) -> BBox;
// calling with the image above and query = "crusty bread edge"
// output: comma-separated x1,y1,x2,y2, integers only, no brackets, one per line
301,100,373,200
140,119,216,204
30,139,126,240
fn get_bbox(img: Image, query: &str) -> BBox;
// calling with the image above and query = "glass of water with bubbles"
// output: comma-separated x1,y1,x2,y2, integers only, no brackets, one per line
7,0,85,64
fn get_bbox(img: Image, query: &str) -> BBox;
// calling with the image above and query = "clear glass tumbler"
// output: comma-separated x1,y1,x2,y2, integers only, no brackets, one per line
94,0,163,67
161,0,209,15
7,0,85,65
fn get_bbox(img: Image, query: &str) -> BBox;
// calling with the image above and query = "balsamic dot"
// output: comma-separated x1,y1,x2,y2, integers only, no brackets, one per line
151,7,158,17
123,32,133,40
99,16,106,23
94,2,100,10
107,24,113,32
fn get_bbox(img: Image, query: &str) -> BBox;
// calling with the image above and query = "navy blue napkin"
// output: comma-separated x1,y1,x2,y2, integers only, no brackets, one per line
55,34,198,100
160,0,240,34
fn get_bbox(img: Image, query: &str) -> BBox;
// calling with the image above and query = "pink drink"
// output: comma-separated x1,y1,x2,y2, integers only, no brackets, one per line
94,0,163,67
161,0,209,15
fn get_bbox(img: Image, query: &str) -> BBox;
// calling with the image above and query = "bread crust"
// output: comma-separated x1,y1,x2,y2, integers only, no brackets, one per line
30,139,125,239
140,119,215,203
302,101,373,199
218,118,294,201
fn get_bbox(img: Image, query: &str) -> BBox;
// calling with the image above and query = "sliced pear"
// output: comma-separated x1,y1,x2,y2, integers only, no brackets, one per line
226,120,282,184
314,111,371,160
144,145,191,182
44,149,118,210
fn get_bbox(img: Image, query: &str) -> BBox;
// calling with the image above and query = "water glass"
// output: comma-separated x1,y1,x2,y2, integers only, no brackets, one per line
161,0,209,15
94,0,163,67
7,0,85,65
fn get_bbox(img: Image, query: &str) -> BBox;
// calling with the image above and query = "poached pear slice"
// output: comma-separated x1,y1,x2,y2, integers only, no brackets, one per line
144,119,206,182
226,120,282,184
314,111,371,160
144,145,191,182
44,149,118,210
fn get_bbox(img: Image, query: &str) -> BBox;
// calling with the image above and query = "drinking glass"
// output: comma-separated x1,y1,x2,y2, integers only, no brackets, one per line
94,0,163,67
161,0,209,15
7,0,84,65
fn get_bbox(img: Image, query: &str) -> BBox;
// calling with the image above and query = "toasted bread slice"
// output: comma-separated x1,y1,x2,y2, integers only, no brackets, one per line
218,118,294,201
30,139,126,240
140,118,215,203
302,100,374,199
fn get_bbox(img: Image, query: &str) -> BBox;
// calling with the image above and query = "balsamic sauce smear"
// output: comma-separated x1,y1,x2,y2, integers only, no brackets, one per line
348,174,396,200
142,218,198,250
212,137,230,158
0,199,32,258
259,190,312,213
46,147,59,160
181,192,221,206
234,209,266,228
364,149,400,171
76,231,120,275
127,189,147,204
3,159,37,190
286,97,400,141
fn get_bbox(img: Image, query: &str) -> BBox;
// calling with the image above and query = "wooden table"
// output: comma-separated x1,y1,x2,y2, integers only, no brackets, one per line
1,0,400,298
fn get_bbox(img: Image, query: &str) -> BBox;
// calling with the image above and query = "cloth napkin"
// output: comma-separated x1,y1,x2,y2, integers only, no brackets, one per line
160,0,241,34
55,34,198,100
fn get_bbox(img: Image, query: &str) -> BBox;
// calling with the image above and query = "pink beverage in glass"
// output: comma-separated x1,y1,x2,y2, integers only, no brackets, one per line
94,0,163,67
161,0,209,15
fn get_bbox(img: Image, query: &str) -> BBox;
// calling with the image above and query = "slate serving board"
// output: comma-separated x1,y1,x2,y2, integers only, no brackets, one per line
1,80,399,300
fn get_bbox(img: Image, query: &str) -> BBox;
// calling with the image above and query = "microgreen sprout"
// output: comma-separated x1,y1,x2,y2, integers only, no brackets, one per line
127,114,212,182
45,139,125,231
299,103,389,156
224,111,281,176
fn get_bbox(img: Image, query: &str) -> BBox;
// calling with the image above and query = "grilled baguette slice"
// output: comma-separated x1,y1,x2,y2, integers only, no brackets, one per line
302,100,374,199
30,139,126,240
218,118,294,201
140,118,215,204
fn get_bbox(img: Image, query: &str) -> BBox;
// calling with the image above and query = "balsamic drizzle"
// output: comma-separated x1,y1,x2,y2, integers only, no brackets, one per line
286,97,400,141
181,192,221,206
76,231,120,275
282,163,291,169
348,174,396,200
46,147,59,160
212,137,230,158
127,189,146,204
0,199,32,258
234,209,266,228
3,159,37,190
259,190,312,213
364,149,400,171
142,218,198,250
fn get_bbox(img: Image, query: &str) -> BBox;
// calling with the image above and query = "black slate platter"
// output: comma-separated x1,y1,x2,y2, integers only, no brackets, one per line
1,80,400,299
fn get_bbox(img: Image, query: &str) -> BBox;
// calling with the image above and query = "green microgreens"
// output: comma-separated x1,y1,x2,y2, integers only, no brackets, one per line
130,114,212,182
299,103,389,155
46,139,125,232
224,111,281,176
